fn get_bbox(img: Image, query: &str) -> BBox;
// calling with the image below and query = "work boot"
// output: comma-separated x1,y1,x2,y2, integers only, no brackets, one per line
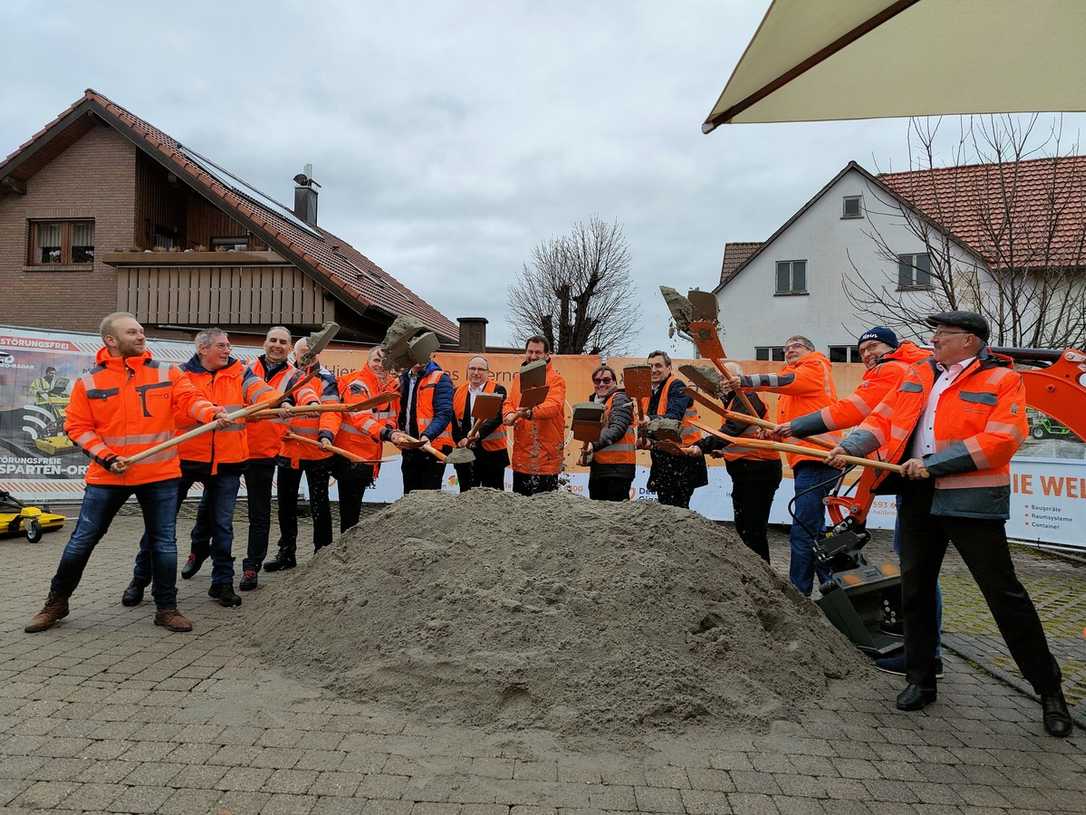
1041,689,1073,737
238,569,258,592
24,592,69,633
208,583,242,608
121,580,146,607
263,552,296,572
154,608,193,632
180,553,207,580
896,683,937,711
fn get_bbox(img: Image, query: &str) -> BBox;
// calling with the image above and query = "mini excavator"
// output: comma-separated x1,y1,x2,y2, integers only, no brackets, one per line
660,287,1086,655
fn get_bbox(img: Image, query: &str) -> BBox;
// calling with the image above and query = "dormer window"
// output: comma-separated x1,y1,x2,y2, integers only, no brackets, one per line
842,195,863,219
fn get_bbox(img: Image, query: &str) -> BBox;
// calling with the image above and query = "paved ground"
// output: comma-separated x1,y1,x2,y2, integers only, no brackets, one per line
1,504,1083,815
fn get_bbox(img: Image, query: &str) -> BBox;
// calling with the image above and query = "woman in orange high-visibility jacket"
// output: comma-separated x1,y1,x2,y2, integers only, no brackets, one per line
26,313,217,636
730,336,839,596
130,332,279,609
320,346,399,531
830,311,1071,738
504,339,567,496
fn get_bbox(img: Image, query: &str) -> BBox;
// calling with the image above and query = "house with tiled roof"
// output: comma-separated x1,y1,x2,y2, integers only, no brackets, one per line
711,157,1086,359
0,89,459,345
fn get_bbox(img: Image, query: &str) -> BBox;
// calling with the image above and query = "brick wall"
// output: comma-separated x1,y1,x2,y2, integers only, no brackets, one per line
0,122,135,331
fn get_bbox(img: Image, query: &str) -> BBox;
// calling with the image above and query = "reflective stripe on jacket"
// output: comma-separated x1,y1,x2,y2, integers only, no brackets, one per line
790,341,930,438
593,389,636,466
507,363,567,476
245,356,297,460
281,367,339,467
321,367,398,472
66,348,212,486
840,349,1026,519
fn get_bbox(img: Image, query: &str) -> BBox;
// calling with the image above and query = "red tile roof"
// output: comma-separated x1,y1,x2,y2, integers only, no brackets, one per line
719,242,762,286
880,155,1086,271
3,90,459,341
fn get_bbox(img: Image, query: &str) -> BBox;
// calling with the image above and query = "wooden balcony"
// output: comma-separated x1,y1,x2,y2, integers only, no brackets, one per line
106,251,334,326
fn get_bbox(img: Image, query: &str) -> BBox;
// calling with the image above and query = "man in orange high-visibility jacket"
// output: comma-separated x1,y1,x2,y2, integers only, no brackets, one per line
826,311,1072,738
639,350,707,509
319,346,398,531
385,351,455,494
726,335,838,596
126,327,278,609
504,336,567,496
265,336,339,571
450,355,508,491
25,313,220,635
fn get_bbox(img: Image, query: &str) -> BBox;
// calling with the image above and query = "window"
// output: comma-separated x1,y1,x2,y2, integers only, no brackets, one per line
27,220,94,266
898,252,931,289
775,260,807,294
211,236,248,251
842,195,863,219
828,345,863,363
755,346,786,362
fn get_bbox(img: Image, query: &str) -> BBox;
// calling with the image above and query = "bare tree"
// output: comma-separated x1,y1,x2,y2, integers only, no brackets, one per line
507,217,641,354
843,115,1086,349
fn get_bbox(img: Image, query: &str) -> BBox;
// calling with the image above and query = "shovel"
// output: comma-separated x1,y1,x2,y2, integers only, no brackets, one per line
246,391,398,421
121,322,340,467
446,391,504,466
396,434,447,463
283,432,389,466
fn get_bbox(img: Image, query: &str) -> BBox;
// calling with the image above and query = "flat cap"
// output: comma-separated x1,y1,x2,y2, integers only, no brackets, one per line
925,310,990,342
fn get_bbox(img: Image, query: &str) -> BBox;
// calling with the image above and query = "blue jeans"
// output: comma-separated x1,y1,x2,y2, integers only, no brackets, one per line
51,480,180,609
894,494,942,657
133,470,242,587
789,462,839,595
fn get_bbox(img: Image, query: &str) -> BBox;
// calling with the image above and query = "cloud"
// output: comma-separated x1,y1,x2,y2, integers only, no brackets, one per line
4,0,1085,353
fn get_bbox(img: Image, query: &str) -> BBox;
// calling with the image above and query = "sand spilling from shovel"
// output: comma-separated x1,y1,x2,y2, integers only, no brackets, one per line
243,489,869,735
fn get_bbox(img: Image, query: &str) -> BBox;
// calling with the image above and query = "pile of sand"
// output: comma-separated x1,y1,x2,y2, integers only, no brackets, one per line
243,489,869,734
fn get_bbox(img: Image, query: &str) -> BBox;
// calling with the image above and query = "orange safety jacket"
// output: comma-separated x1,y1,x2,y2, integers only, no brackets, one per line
320,367,399,472
738,352,839,467
245,356,299,460
174,355,278,472
839,349,1027,519
452,381,508,453
65,348,213,487
790,341,929,438
592,389,637,466
507,363,567,476
644,375,701,446
281,367,340,467
698,391,778,462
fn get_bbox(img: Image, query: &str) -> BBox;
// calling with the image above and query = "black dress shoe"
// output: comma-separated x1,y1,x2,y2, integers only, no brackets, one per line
121,580,145,607
1042,690,1073,737
208,583,242,608
896,683,937,711
180,554,207,580
263,553,296,572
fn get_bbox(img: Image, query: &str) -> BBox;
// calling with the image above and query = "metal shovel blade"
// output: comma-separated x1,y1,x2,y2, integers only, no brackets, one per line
679,363,725,395
622,365,653,401
446,447,476,465
298,322,340,367
659,286,693,333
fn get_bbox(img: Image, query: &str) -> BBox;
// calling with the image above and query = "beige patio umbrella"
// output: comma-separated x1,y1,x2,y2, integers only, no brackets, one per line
703,0,1086,133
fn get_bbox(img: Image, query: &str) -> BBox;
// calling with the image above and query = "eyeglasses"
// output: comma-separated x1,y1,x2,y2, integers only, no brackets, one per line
931,329,970,339
593,377,614,385
467,366,488,373
783,342,809,351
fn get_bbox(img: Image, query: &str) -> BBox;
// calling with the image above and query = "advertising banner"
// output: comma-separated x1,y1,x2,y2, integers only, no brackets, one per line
2,325,1083,551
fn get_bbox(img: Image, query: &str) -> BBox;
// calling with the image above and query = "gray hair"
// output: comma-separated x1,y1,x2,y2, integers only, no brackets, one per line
785,335,816,351
195,327,228,350
266,325,291,341
467,355,489,370
99,312,136,342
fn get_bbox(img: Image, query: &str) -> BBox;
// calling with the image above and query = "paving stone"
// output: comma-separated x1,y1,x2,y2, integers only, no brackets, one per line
121,760,185,786
726,792,779,815
357,773,411,800
730,771,781,795
218,765,274,791
263,793,319,814
0,778,31,806
417,804,466,815
157,787,222,815
681,788,732,815
586,784,636,810
773,797,826,815
71,782,126,810
314,795,373,815
266,767,320,794
686,768,735,793
12,780,80,809
104,783,173,813
633,785,685,812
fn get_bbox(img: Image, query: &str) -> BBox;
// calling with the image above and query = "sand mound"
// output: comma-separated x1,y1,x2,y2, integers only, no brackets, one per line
243,489,869,734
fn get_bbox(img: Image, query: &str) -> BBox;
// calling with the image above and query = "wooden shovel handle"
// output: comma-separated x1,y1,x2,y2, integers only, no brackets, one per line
121,400,270,466
683,389,834,451
399,434,447,463
690,421,906,474
284,432,366,464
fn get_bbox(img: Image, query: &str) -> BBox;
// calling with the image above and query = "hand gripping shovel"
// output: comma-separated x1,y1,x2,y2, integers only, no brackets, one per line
247,391,397,421
446,391,504,466
121,322,340,467
398,435,447,463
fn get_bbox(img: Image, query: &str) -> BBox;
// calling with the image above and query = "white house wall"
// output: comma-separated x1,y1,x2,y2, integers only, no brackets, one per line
715,167,983,358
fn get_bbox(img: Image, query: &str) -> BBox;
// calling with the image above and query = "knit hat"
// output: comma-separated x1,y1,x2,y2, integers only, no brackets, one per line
856,326,899,350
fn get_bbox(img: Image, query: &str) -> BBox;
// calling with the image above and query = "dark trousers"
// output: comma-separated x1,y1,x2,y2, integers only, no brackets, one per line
134,470,242,587
588,476,632,501
898,481,1061,693
725,457,782,563
656,484,694,508
401,450,447,494
336,458,374,532
242,458,276,572
512,472,558,496
454,451,507,492
53,480,180,609
276,457,333,556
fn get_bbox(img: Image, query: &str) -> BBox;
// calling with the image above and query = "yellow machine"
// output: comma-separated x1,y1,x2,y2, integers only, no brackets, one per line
31,375,76,456
0,491,66,543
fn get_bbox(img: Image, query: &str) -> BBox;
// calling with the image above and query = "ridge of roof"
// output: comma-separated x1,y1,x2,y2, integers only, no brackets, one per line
3,89,458,341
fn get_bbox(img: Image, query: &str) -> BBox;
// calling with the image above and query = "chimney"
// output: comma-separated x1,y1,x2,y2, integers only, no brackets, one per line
457,317,488,353
292,163,320,227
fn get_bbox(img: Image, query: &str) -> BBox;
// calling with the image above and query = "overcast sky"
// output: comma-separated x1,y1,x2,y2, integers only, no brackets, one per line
4,1,1084,352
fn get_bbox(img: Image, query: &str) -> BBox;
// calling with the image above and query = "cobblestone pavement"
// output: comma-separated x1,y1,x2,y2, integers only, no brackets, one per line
0,506,1083,815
